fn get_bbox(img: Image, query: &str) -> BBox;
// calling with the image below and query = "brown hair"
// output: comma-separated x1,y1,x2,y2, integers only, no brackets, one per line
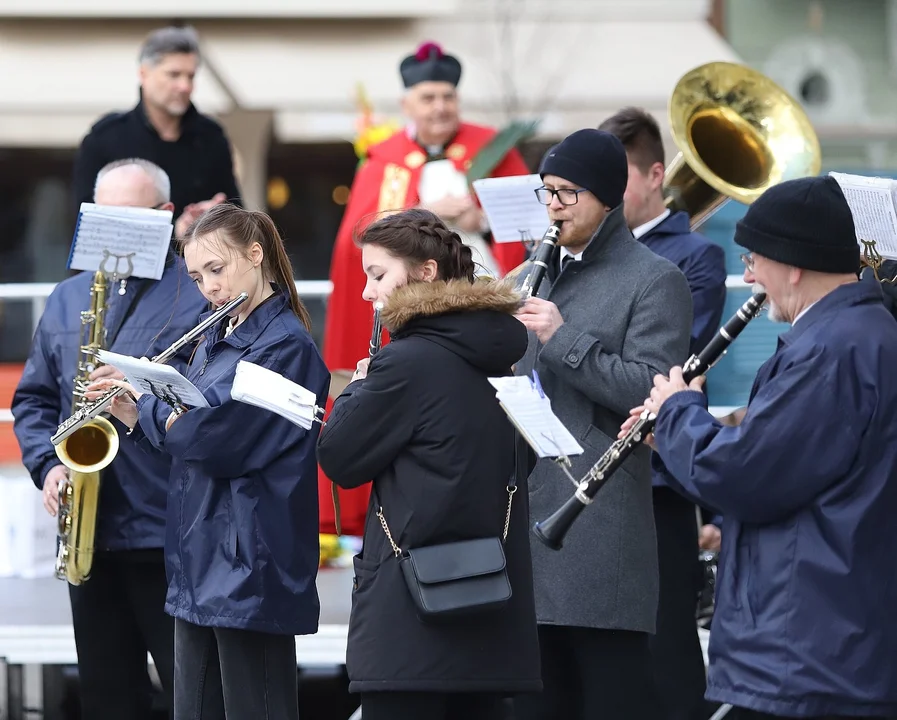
183,203,312,331
598,107,665,174
356,208,476,282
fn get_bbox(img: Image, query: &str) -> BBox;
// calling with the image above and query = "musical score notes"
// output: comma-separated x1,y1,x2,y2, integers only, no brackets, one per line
829,172,897,261
68,203,174,280
488,374,583,459
96,350,210,409
473,174,550,244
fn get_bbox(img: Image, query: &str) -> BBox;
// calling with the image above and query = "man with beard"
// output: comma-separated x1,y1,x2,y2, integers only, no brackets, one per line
513,128,693,719
72,25,241,235
627,175,897,719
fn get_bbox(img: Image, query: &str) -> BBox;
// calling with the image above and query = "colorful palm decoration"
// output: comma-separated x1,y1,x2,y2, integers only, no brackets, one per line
353,83,400,161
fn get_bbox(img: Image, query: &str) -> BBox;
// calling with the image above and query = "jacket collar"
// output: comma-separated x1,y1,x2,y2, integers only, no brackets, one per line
135,90,200,139
779,281,883,347
203,286,289,349
579,204,632,265
637,210,690,240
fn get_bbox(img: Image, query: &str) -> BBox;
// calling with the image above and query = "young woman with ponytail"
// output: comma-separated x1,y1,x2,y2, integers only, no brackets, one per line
88,203,330,720
317,208,541,720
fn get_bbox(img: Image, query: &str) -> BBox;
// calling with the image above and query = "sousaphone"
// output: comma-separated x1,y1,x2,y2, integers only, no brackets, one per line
665,60,822,229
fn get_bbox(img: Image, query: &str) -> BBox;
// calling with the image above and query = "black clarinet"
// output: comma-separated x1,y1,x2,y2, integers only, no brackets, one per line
369,301,384,359
533,289,767,550
518,221,563,297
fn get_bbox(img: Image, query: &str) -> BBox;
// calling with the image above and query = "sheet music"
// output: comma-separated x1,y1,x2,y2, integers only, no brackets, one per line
488,375,583,458
472,174,550,244
231,361,321,430
97,350,209,409
68,203,174,280
829,172,897,260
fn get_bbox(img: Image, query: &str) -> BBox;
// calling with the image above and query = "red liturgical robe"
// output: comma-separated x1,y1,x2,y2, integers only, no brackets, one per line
319,122,530,536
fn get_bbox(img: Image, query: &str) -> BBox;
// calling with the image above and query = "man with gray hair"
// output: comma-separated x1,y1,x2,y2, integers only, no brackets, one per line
13,158,208,720
72,25,241,228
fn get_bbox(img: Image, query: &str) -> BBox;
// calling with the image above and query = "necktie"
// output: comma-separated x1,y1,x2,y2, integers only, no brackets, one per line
561,255,575,273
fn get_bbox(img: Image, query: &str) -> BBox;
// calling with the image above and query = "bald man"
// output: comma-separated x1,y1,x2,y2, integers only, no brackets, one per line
13,158,208,720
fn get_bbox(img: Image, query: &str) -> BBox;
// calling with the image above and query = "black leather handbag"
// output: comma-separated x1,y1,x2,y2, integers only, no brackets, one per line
374,445,521,621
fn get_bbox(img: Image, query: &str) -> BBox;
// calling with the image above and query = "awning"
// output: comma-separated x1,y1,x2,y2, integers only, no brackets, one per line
0,17,742,146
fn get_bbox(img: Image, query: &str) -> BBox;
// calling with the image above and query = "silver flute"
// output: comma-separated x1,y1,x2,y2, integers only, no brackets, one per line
51,292,249,446
369,301,385,359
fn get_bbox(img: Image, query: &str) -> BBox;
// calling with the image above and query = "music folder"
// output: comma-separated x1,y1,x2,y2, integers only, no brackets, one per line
230,361,323,430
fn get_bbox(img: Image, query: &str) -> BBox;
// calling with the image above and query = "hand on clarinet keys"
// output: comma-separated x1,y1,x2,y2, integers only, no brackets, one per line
618,406,657,450
648,367,705,413
515,297,564,344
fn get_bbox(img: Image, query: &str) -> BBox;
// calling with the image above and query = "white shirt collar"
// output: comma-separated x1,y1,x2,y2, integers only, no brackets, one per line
792,301,818,326
559,246,584,271
631,209,671,240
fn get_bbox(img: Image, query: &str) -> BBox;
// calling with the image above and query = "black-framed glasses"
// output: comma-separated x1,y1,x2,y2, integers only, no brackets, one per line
535,186,588,206
740,252,754,272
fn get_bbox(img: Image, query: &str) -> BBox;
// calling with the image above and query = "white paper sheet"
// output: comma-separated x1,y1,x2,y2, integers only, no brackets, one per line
488,375,583,458
97,350,209,409
231,360,322,430
472,174,551,244
68,203,174,280
829,172,897,260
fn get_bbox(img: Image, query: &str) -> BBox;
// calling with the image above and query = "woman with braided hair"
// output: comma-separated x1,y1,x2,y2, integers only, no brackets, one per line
317,208,541,719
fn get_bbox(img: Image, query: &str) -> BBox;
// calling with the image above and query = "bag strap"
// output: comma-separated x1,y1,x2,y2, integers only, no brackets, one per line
374,430,524,554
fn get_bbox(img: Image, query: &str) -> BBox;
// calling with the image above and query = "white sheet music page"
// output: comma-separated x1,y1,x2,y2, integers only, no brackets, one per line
231,361,320,430
68,203,174,280
488,375,583,458
829,172,897,260
472,174,550,244
96,350,209,409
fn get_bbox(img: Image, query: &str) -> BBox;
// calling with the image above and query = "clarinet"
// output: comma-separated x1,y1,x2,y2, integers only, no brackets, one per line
369,301,384,359
532,288,767,550
518,221,563,298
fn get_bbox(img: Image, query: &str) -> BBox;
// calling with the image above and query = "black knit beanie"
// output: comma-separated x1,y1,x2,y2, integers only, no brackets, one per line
539,129,628,209
734,175,859,274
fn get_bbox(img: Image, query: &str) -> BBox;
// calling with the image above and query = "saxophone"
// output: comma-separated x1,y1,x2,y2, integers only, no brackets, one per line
53,270,120,585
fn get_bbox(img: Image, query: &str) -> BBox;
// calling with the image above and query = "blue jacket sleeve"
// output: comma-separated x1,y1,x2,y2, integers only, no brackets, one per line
317,343,418,489
136,335,324,478
653,351,860,524
11,314,65,489
686,243,727,352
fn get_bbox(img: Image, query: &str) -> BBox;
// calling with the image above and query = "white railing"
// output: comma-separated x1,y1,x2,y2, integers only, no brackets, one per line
0,276,749,425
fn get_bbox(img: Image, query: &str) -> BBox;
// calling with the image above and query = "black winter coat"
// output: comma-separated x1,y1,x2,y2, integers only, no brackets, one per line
317,278,542,694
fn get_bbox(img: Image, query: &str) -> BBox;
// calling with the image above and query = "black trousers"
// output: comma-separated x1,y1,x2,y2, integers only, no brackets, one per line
649,486,708,720
361,691,507,720
173,618,299,720
512,625,660,720
68,548,174,720
729,709,897,720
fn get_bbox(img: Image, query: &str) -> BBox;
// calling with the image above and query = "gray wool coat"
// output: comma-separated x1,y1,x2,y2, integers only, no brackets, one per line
516,205,693,633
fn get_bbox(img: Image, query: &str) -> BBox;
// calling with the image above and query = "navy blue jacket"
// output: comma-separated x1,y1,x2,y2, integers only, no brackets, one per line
653,282,897,717
133,290,330,635
12,255,207,551
639,210,727,489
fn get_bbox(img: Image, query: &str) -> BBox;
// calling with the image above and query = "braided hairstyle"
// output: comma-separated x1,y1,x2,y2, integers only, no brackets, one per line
357,208,476,282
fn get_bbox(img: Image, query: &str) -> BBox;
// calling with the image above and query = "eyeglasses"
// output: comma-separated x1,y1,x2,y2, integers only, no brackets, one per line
534,186,588,206
740,253,755,272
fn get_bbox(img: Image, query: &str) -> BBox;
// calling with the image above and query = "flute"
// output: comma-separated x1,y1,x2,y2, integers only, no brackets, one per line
51,293,249,446
369,301,384,359
532,288,767,550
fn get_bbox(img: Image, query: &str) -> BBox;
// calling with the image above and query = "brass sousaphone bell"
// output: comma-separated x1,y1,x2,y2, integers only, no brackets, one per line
505,61,822,285
665,60,822,229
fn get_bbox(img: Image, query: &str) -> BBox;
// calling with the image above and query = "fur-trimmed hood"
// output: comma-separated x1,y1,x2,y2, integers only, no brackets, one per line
380,277,528,375
381,277,522,332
